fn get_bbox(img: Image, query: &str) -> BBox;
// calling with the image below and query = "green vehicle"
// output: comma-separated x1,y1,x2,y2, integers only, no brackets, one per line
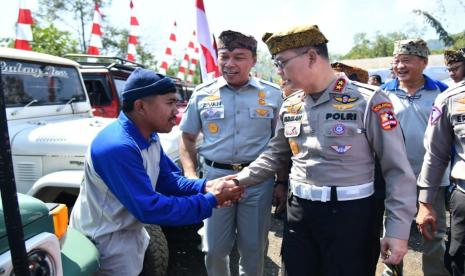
0,49,99,275
0,195,100,275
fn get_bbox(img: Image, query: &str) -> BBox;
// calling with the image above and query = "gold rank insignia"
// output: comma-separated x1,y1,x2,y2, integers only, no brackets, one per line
287,103,302,114
258,91,266,98
332,78,347,93
208,122,219,133
332,104,355,110
258,98,266,105
333,94,358,104
255,108,269,117
289,139,299,155
205,95,221,101
456,97,465,104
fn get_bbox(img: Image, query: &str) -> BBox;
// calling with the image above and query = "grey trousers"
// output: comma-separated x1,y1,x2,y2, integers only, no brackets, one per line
383,186,449,276
201,165,273,276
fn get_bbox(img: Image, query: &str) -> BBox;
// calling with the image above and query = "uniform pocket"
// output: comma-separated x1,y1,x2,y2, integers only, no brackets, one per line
200,107,225,136
244,106,274,137
322,122,361,158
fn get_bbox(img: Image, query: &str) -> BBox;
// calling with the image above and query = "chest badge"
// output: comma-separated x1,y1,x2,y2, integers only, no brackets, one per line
208,122,219,134
333,94,358,104
333,123,346,135
455,97,465,104
258,90,267,105
255,108,269,117
332,104,355,110
330,145,352,154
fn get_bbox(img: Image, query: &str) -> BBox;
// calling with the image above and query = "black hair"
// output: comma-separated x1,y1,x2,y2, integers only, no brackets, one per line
122,99,135,113
369,74,382,84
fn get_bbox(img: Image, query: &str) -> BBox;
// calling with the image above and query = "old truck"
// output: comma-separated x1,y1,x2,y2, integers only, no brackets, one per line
1,47,171,275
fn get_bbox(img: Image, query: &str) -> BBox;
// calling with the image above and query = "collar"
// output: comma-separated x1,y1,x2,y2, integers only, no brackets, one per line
216,76,262,90
118,112,158,150
381,74,440,91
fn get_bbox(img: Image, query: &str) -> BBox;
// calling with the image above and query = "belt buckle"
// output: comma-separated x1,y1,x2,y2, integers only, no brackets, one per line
231,164,243,171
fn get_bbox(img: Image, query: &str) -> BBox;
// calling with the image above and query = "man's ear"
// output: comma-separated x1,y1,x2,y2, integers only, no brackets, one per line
308,49,317,66
133,99,145,113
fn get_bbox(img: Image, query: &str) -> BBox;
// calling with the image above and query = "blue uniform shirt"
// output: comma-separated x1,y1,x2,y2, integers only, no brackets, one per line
180,76,283,163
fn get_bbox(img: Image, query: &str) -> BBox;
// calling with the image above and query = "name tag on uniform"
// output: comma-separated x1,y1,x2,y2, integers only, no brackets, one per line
284,121,301,137
202,107,225,120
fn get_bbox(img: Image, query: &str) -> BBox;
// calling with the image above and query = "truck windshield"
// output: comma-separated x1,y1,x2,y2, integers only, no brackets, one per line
1,59,86,107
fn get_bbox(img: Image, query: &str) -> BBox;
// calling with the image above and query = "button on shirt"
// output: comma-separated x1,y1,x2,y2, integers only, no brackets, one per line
382,75,450,186
180,77,283,163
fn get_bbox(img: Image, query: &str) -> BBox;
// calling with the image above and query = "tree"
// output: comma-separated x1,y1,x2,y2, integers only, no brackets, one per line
342,32,407,59
31,24,80,56
412,9,454,47
37,0,106,52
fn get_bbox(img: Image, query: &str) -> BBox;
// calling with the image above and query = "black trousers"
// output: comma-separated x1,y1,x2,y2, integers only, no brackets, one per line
282,193,376,276
445,188,465,276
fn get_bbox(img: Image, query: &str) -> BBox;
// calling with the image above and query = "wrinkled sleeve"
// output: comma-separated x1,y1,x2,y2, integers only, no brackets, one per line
237,108,292,186
417,97,453,203
365,92,417,240
91,142,216,226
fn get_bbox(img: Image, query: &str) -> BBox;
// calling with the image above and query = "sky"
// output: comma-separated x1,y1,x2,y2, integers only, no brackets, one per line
1,0,464,60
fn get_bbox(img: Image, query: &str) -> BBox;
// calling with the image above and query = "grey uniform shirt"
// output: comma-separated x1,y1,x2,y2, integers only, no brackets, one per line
383,77,450,185
180,76,283,163
237,75,417,240
418,80,465,203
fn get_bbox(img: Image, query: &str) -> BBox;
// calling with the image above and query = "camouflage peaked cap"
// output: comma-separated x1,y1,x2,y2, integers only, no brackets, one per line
444,48,465,65
217,30,257,55
393,38,430,58
262,24,328,55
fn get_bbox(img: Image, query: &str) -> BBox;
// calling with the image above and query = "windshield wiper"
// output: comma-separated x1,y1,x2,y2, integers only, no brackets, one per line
56,97,76,112
10,99,38,116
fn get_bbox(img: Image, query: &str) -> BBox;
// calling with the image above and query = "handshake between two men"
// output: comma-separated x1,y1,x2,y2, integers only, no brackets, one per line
204,175,244,207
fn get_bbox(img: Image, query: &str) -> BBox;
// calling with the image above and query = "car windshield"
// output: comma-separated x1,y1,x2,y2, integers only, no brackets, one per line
1,59,86,107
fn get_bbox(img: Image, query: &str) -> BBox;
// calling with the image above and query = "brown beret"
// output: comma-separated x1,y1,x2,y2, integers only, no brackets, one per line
217,30,257,55
262,24,328,55
331,62,369,83
393,38,429,58
444,48,465,65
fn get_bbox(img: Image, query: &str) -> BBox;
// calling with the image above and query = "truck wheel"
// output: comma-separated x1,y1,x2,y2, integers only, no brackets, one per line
140,225,169,276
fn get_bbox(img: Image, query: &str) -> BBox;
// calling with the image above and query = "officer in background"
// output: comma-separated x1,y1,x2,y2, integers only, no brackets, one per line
179,30,285,276
381,39,450,276
416,80,465,276
444,48,465,84
234,24,417,275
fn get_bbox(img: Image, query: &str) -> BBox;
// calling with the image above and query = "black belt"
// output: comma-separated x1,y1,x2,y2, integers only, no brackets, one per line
204,159,250,171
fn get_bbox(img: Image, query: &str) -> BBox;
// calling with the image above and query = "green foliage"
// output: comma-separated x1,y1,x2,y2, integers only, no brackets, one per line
342,32,407,59
412,9,454,47
30,24,79,56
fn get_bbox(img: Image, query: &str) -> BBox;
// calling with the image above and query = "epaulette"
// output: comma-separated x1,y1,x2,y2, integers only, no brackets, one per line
194,78,218,94
435,81,465,103
258,79,281,90
347,81,378,97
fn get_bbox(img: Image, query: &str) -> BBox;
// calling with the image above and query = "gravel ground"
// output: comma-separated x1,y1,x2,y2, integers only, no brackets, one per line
164,212,429,276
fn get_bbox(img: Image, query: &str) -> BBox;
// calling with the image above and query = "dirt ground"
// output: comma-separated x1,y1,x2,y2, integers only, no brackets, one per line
164,211,428,276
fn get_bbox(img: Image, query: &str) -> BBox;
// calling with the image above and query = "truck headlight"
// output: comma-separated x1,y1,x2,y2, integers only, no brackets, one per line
27,249,56,276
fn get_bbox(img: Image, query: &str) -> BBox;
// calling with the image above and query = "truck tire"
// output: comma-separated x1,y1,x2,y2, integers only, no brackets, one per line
140,225,169,276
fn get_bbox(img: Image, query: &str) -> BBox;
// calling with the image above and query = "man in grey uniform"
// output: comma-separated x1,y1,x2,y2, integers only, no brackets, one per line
417,81,465,276
444,48,465,84
179,30,285,276
234,24,417,275
381,38,450,276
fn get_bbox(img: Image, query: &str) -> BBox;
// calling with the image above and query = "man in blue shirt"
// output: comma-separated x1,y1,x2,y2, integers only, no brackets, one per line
381,39,450,276
70,68,243,276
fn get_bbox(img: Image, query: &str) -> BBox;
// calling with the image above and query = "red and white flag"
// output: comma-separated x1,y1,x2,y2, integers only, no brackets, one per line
159,21,178,75
127,0,139,62
196,0,220,81
15,0,33,51
187,31,199,83
178,30,199,82
87,4,103,55
177,53,189,80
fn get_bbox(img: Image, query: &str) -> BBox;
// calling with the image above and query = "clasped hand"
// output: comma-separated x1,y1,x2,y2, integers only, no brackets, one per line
205,175,244,207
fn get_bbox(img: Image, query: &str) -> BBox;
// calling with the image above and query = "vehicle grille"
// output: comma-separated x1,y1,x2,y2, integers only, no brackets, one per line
15,162,41,182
